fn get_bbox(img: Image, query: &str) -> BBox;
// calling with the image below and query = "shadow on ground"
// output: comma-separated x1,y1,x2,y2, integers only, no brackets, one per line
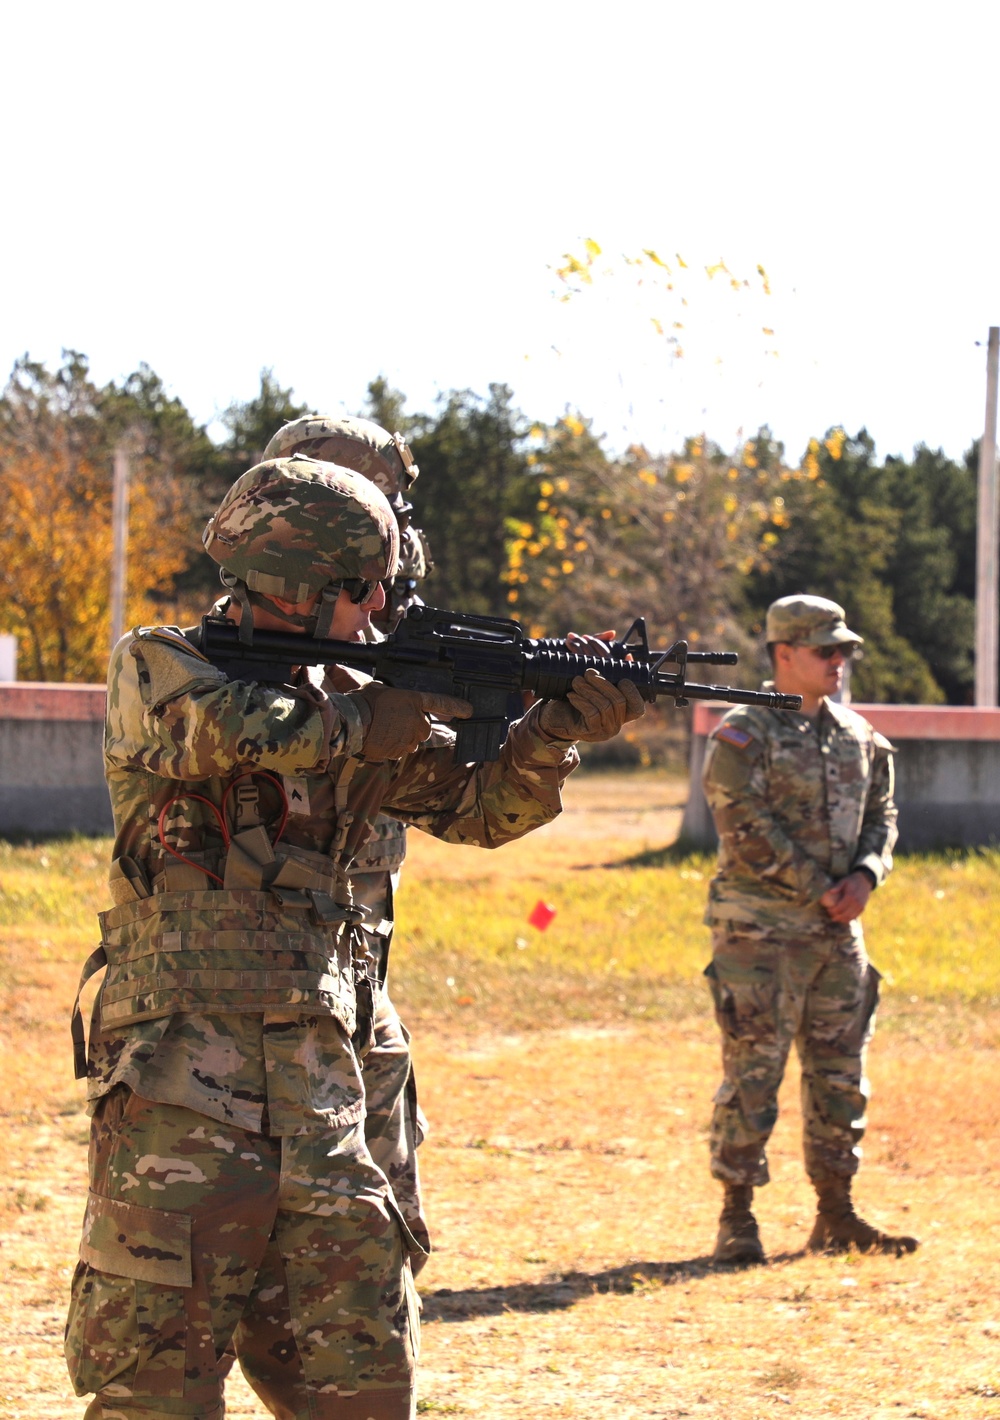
422,1252,804,1321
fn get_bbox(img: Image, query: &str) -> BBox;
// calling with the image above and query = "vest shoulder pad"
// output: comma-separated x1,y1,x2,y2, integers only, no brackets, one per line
129,626,226,709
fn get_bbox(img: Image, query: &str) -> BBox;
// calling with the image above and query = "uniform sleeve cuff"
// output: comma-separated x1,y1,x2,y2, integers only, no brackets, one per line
510,703,581,766
852,856,883,888
328,692,367,758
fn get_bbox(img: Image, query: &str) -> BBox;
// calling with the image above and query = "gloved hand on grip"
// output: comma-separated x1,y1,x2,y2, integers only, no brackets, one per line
536,668,645,743
354,683,473,761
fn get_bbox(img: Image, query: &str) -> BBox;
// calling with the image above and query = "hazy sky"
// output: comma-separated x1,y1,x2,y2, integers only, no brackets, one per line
3,1,998,463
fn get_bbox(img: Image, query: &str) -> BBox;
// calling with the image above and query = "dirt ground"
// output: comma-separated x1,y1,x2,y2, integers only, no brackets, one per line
1,775,998,1419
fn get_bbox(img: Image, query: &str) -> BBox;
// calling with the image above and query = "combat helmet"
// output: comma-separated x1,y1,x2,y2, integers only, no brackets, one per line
202,455,399,640
262,415,419,519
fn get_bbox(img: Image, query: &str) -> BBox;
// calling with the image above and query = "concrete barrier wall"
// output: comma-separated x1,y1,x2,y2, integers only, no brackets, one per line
0,684,112,835
4,687,1000,848
680,703,1000,852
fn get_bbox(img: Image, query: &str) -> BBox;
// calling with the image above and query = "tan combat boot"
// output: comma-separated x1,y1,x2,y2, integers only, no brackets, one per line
807,1177,918,1256
713,1183,765,1266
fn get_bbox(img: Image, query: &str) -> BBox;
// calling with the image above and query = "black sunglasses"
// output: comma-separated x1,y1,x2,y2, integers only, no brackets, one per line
341,578,377,606
812,643,855,661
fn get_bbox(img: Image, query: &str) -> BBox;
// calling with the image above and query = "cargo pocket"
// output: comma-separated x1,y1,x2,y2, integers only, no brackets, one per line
65,1190,192,1400
703,961,738,1040
842,963,882,1054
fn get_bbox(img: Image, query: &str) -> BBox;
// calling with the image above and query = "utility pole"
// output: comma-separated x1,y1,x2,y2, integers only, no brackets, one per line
976,328,1000,707
110,440,132,654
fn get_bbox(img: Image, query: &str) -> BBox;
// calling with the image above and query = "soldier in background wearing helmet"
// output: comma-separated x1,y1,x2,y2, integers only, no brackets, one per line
701,594,917,1267
260,416,435,1262
66,454,644,1420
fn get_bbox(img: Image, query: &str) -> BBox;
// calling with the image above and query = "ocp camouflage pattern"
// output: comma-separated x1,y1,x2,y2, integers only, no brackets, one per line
202,455,399,597
90,623,578,1121
705,921,881,1185
702,699,897,931
262,416,419,498
67,1076,420,1416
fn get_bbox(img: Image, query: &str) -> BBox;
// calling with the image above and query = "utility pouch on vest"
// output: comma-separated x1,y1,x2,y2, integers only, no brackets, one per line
108,856,152,905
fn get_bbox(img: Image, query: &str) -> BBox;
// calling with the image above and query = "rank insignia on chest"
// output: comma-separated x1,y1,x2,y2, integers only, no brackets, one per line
714,724,754,750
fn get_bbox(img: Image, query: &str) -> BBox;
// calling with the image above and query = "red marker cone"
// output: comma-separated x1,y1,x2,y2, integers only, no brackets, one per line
528,900,557,931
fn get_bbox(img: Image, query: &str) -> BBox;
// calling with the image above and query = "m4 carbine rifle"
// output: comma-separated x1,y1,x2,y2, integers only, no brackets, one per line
201,605,802,762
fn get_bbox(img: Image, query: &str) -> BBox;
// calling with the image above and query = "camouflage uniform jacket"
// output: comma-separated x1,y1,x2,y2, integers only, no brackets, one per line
702,698,897,932
85,626,578,1135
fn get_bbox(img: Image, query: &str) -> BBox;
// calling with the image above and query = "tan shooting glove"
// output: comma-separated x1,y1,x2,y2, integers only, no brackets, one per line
354,683,472,761
537,667,645,743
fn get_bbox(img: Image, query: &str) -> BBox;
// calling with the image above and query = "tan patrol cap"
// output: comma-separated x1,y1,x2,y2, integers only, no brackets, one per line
765,594,863,648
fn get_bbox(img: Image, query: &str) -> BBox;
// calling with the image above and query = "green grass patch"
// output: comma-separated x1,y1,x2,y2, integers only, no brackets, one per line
392,847,1000,1024
2,837,998,1026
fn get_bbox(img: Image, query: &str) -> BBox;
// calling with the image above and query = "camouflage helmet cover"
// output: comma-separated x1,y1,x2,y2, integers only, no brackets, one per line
202,455,400,603
396,524,433,581
262,415,419,499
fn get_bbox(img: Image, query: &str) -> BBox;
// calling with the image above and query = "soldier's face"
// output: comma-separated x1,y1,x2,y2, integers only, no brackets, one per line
775,642,849,700
328,581,387,640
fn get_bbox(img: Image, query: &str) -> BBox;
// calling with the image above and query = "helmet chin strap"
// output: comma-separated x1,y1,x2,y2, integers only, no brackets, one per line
219,570,341,642
311,586,339,639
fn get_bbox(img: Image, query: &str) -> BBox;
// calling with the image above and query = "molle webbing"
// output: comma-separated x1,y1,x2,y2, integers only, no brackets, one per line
95,888,360,1033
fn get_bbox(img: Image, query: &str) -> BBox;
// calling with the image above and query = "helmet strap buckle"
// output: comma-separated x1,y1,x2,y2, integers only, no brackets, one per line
312,586,339,640
219,569,257,645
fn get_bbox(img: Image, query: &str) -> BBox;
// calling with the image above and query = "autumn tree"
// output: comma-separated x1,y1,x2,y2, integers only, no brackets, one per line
0,354,198,680
502,419,789,678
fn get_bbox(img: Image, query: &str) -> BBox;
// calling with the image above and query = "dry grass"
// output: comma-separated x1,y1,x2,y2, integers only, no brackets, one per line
0,773,998,1418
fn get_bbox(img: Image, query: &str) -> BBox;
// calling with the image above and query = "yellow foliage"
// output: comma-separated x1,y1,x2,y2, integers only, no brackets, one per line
539,480,554,497
824,428,846,460
537,499,549,511
561,560,575,575
563,416,586,437
556,478,570,493
584,237,602,258
601,508,612,520
728,467,739,480
637,469,657,487
0,442,193,682
674,464,694,483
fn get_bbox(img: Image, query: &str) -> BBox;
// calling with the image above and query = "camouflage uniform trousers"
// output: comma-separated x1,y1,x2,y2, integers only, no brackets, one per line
66,1084,420,1420
704,921,882,1188
364,985,429,1268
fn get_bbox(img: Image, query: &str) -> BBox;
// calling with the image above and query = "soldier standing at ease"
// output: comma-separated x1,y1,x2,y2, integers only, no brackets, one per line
66,456,643,1419
702,594,917,1266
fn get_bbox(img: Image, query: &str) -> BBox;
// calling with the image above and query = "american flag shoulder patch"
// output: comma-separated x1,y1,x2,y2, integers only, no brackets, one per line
713,724,754,750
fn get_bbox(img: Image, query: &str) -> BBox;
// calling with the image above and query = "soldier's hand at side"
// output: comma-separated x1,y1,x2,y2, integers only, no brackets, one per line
355,684,472,761
820,871,872,923
537,668,645,743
